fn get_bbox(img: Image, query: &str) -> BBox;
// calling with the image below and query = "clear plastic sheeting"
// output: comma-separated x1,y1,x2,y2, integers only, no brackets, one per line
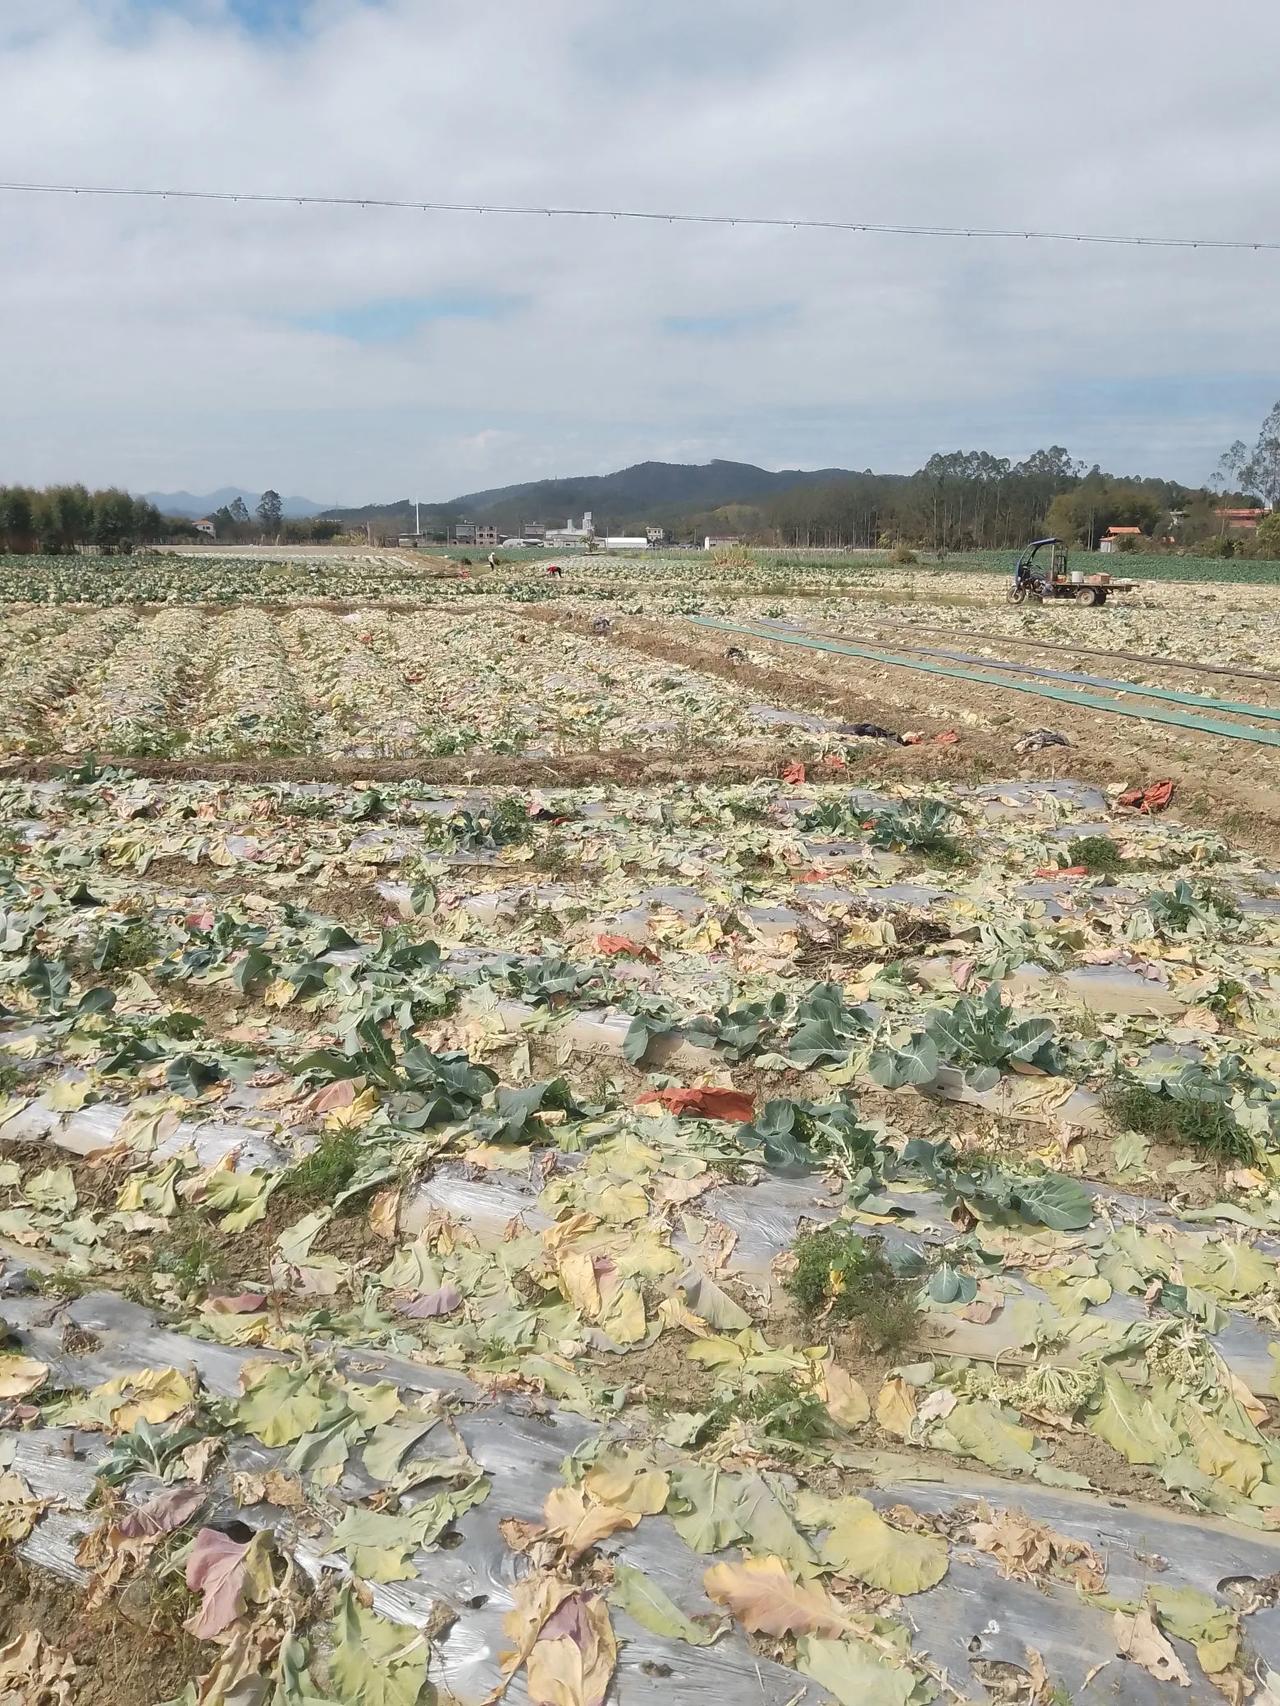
6,1292,1280,1704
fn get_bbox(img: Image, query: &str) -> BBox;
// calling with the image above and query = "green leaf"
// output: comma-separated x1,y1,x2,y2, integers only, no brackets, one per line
236,1365,331,1448
1088,1372,1180,1467
165,1053,225,1099
609,1563,719,1645
1011,1172,1093,1231
666,1465,745,1554
680,1271,752,1333
268,1634,332,1706
819,1499,949,1593
731,1474,818,1570
796,1636,919,1706
328,1507,428,1582
234,947,273,995
329,1587,430,1706
1112,1131,1150,1175
361,1417,441,1485
932,1400,1041,1474
868,1033,939,1090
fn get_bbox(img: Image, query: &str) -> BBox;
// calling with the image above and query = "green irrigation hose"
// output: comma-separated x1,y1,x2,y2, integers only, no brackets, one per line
690,616,1280,749
755,623,1280,723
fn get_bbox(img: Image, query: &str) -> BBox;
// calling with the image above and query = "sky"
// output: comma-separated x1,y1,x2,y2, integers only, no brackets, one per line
1,0,1279,504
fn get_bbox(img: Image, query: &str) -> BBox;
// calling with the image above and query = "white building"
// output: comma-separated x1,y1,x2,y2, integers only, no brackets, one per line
544,510,594,548
193,517,217,538
603,536,649,550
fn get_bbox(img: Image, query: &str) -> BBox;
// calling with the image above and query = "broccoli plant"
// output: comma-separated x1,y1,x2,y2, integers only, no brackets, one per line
870,984,1064,1093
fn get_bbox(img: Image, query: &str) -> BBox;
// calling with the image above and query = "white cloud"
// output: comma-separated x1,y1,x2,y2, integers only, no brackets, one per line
1,0,1278,499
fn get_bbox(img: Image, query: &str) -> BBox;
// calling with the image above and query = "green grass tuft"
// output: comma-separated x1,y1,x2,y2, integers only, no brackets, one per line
1105,1078,1255,1162
276,1127,362,1206
786,1228,923,1354
1066,835,1125,875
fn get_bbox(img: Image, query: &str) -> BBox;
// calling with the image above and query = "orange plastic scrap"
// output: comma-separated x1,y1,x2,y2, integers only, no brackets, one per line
636,1087,756,1122
1118,778,1175,814
901,729,958,746
594,934,658,961
1035,865,1088,878
781,760,806,784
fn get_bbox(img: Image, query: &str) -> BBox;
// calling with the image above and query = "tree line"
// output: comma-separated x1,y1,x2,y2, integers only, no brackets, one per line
0,485,344,553
673,405,1280,556
746,443,1272,555
205,493,341,545
0,485,167,554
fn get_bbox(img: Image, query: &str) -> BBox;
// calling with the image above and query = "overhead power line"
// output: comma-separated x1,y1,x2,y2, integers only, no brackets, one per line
0,179,1276,252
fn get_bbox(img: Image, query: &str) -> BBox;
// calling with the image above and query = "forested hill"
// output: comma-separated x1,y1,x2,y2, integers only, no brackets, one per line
318,428,1274,551
320,459,859,533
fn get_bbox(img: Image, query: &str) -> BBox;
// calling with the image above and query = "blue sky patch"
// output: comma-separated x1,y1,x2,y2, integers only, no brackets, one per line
292,292,528,343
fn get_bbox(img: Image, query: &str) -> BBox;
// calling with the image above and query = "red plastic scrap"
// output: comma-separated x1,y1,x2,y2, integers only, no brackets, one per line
1034,865,1087,878
1118,778,1175,814
933,729,960,746
636,1086,756,1122
781,761,807,784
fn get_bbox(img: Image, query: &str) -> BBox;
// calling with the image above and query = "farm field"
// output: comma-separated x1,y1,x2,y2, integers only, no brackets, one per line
0,604,848,762
1,543,1276,611
3,551,1280,1703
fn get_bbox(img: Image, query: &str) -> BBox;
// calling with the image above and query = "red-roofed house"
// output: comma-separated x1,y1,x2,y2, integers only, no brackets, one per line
1098,526,1143,554
1215,508,1267,533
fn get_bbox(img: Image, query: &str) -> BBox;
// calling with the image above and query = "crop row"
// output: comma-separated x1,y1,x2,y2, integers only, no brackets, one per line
48,608,213,756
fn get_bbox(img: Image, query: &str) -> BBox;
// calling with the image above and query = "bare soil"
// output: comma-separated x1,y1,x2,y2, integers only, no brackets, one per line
530,607,1280,856
0,1557,210,1706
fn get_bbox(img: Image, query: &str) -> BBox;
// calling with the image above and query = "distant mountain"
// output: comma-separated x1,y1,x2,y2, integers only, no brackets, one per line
140,488,330,520
321,459,859,534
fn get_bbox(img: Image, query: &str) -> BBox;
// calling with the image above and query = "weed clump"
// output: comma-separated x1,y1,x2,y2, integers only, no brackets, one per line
153,1213,230,1296
276,1127,362,1206
1105,1076,1255,1162
1066,835,1125,875
786,1228,923,1354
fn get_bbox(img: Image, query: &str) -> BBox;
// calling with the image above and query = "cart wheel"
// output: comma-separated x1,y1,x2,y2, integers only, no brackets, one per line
1007,586,1027,604
1075,586,1100,606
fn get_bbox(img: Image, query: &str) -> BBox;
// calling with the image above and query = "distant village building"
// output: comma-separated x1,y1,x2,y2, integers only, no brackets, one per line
1216,507,1268,533
603,536,650,551
544,511,595,548
193,517,217,539
646,526,666,544
703,535,743,551
449,521,500,547
1098,525,1143,554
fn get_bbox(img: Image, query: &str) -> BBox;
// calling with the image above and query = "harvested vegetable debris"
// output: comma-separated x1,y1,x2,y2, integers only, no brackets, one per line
1,758,1280,1702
